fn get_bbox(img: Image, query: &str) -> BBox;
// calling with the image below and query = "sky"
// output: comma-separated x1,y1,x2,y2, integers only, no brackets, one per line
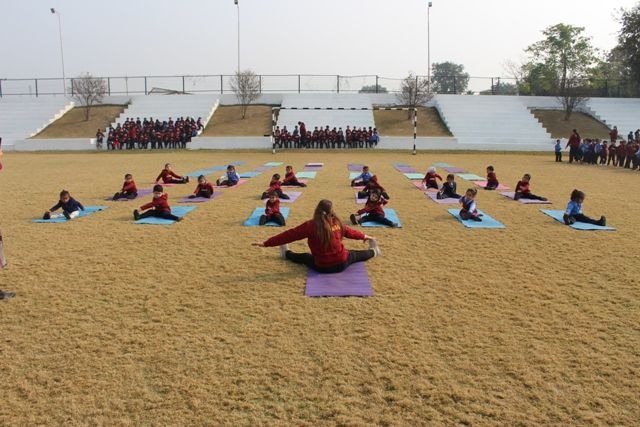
0,0,637,93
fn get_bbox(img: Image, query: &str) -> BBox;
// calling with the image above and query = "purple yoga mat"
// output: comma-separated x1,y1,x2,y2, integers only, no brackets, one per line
412,181,426,190
475,181,510,191
177,192,224,203
280,191,302,203
254,165,273,172
396,166,418,173
105,188,153,201
425,191,460,204
305,262,373,297
348,163,364,171
444,167,465,173
500,192,551,204
303,166,323,171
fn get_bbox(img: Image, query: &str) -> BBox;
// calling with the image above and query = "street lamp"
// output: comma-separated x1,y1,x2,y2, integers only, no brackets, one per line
234,0,240,74
427,1,432,90
50,7,66,96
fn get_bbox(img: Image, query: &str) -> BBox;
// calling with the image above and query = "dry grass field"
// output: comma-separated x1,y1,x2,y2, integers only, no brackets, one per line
33,105,126,139
0,150,639,425
202,105,273,136
374,107,452,137
532,109,612,140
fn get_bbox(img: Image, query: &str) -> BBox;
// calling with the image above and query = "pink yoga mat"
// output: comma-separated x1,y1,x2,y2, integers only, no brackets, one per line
425,191,459,204
178,192,224,203
500,192,551,204
475,181,510,191
280,191,302,203
305,262,373,297
412,181,427,190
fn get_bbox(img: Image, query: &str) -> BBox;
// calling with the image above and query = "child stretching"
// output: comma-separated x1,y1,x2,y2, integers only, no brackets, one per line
155,163,189,184
113,173,138,200
422,166,442,190
437,174,461,199
133,184,182,222
459,188,482,221
261,174,290,200
563,189,606,226
189,175,214,199
282,165,307,187
357,175,390,200
259,191,286,226
350,190,398,227
514,174,547,201
43,190,85,220
485,166,499,190
351,165,373,187
216,165,240,187
254,199,379,274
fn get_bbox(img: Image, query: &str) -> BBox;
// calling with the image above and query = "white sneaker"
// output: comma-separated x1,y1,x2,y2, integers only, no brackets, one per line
368,239,381,257
280,244,289,259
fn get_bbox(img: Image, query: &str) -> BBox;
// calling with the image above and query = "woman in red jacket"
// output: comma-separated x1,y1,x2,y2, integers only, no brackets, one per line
254,199,380,273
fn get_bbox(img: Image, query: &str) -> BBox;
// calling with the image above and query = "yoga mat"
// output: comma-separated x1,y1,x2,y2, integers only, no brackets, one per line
33,206,107,223
426,191,460,204
243,207,290,227
396,166,418,173
305,262,373,297
447,208,505,229
296,171,317,179
348,163,364,171
105,188,153,201
230,161,246,166
360,208,402,228
254,165,273,172
404,173,424,180
186,165,227,177
177,192,224,203
394,163,411,167
432,162,451,167
264,162,283,167
540,209,615,231
213,179,248,189
305,162,324,167
349,171,363,180
239,171,262,178
303,166,323,172
355,193,367,204
457,173,485,181
282,179,309,187
412,181,427,190
280,191,302,203
134,206,196,225
444,167,465,173
500,192,551,204
474,181,510,190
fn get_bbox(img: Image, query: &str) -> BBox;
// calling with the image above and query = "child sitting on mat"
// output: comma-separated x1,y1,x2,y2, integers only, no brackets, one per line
282,165,307,187
357,175,390,200
437,174,461,199
514,174,547,201
259,191,286,226
261,174,290,200
485,166,499,190
113,173,138,200
351,165,372,187
133,184,182,222
43,190,85,220
350,190,398,228
422,166,442,190
155,163,189,184
459,188,482,221
216,165,240,187
254,199,379,274
189,175,214,199
563,189,606,226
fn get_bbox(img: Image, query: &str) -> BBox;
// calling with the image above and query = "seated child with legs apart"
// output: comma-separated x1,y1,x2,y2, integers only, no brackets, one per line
357,175,390,200
133,184,182,222
155,163,189,184
563,189,606,226
350,190,398,227
514,174,547,201
485,166,499,190
259,191,286,226
422,166,442,190
459,188,482,221
282,165,307,187
189,175,214,199
43,190,85,220
437,174,461,199
261,173,290,200
351,165,373,187
113,173,138,200
216,165,240,187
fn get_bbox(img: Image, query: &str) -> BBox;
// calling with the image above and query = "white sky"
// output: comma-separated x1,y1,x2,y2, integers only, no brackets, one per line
0,0,637,92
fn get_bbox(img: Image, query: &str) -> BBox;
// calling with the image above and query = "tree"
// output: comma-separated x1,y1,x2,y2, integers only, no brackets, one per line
396,72,432,119
480,80,518,95
525,23,597,120
615,4,640,96
431,62,470,94
70,73,107,121
230,70,261,119
359,84,388,93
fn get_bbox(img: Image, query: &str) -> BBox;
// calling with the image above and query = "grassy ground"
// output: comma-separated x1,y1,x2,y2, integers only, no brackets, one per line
532,109,612,140
202,105,273,136
0,150,639,425
32,105,126,139
374,107,452,137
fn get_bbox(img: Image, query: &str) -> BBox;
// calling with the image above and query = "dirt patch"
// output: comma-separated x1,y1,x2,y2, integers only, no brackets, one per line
202,105,273,136
532,109,612,139
374,106,452,137
32,105,126,139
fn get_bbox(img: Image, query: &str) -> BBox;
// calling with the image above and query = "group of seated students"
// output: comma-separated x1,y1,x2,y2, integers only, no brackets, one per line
96,116,205,150
274,121,380,149
559,127,640,170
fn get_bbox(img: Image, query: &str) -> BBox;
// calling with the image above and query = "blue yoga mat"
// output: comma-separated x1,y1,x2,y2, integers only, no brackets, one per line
296,171,317,179
239,171,262,178
264,162,283,167
447,208,505,229
186,165,227,177
457,173,485,181
403,173,424,180
134,206,196,225
360,208,402,228
349,172,362,180
244,207,290,227
33,206,107,223
230,161,246,166
432,162,451,167
540,209,615,231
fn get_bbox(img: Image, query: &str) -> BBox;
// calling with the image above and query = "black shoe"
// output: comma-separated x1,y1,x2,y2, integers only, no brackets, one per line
539,197,548,201
563,215,575,225
43,212,51,220
300,183,307,187
259,215,267,226
513,193,521,201
63,211,71,220
185,176,190,183
436,192,443,200
350,214,357,225
112,192,120,201
472,216,482,222
133,209,140,221
188,195,196,199
599,216,606,227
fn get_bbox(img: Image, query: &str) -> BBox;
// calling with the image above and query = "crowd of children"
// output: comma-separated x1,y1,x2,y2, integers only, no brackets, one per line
274,122,380,149
558,126,640,170
98,116,204,150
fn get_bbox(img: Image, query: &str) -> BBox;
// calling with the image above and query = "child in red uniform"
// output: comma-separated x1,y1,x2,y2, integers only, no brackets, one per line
422,166,442,190
357,175,390,200
259,191,286,226
113,173,138,200
155,163,189,184
254,199,379,274
281,165,307,187
513,174,547,201
459,188,482,221
485,166,499,190
133,184,181,222
189,175,214,199
261,174,290,200
350,190,398,227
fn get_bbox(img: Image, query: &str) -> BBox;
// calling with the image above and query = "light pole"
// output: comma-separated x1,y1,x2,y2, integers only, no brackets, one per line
50,8,66,96
234,0,240,74
427,1,432,90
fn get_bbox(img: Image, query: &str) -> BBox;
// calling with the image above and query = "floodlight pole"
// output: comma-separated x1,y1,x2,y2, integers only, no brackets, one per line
427,1,432,92
234,0,240,74
50,8,67,96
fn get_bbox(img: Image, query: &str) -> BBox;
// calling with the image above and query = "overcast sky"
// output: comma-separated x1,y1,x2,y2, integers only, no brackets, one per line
1,0,637,92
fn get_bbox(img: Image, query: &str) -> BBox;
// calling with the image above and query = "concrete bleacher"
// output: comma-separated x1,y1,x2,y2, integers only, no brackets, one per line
276,94,375,132
581,98,640,136
0,97,74,148
434,94,553,148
